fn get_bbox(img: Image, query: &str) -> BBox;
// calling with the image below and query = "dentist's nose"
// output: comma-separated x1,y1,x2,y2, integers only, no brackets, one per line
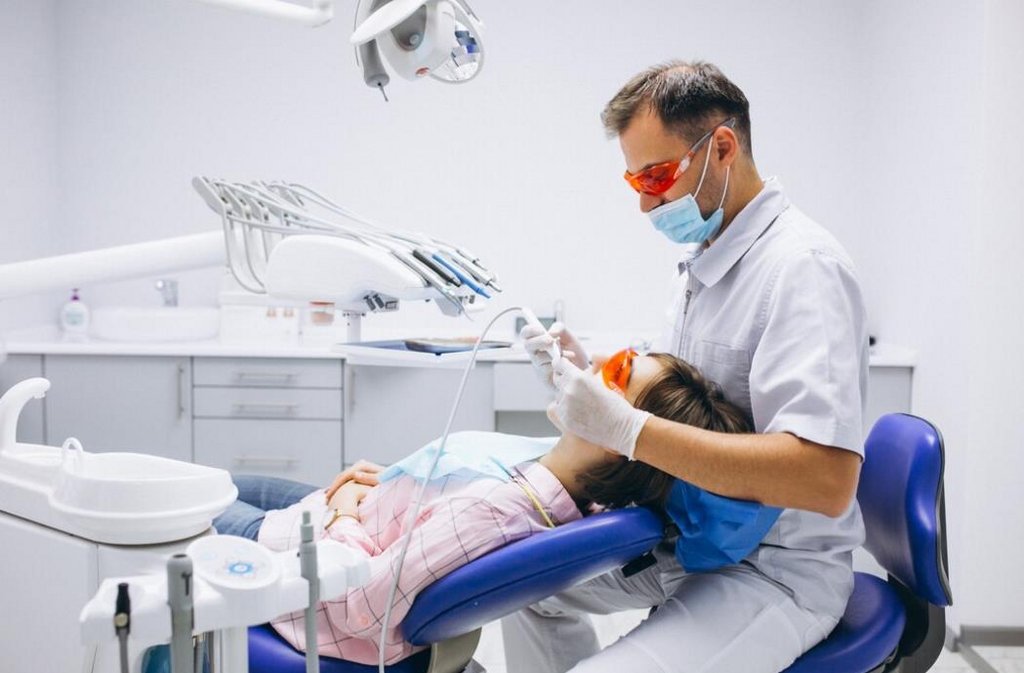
639,192,665,214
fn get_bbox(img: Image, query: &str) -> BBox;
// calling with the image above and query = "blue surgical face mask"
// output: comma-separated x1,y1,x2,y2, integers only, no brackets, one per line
648,140,730,245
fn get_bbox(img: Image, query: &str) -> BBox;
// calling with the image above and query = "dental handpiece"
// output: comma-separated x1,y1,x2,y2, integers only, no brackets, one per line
299,511,320,673
167,554,195,673
520,308,560,365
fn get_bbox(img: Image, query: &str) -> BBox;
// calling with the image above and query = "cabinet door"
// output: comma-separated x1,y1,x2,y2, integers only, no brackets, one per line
343,364,494,467
0,354,45,444
44,355,192,461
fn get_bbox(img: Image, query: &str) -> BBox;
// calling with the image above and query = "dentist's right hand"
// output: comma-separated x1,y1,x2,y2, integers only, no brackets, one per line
521,321,589,389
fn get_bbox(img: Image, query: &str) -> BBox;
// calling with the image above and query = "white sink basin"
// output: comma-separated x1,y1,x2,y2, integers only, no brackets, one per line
91,306,220,342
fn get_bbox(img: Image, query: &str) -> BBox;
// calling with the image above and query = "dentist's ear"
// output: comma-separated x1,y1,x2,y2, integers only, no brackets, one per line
713,126,740,167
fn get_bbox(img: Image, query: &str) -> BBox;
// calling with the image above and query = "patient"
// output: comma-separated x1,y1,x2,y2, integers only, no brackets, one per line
212,352,752,665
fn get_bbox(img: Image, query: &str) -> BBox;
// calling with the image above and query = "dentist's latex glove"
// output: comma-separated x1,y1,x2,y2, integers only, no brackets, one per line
520,321,589,389
549,357,651,460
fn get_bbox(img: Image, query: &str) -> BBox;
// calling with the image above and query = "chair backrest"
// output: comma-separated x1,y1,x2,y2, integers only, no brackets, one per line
859,413,952,607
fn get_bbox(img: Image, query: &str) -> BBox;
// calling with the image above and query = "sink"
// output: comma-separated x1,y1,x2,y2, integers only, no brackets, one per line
48,450,237,543
91,306,220,342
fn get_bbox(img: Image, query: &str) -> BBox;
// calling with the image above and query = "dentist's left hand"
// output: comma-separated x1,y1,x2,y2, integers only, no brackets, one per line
549,357,651,460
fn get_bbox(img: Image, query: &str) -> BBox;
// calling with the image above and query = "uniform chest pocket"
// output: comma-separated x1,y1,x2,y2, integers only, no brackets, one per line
693,340,751,406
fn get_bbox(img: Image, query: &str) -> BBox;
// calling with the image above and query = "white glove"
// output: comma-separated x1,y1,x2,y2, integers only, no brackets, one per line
549,357,651,459
520,321,589,389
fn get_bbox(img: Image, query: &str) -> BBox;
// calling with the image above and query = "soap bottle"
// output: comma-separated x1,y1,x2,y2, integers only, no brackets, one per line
60,288,90,339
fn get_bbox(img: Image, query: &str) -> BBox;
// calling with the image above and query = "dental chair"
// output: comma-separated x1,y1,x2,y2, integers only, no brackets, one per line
249,413,951,673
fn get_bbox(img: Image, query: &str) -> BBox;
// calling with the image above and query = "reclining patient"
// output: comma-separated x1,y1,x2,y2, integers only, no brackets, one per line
213,353,756,665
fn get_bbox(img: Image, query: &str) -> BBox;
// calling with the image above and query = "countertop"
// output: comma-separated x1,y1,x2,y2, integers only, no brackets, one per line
0,325,917,368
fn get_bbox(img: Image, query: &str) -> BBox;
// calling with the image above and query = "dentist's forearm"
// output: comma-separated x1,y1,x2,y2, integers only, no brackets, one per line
633,417,861,517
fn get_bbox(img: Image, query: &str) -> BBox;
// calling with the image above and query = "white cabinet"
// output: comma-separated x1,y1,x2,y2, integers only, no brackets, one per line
43,355,192,461
0,354,46,444
343,364,495,467
192,357,344,485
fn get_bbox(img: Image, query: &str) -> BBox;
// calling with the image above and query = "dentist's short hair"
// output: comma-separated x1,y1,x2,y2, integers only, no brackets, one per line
577,353,753,511
601,60,753,155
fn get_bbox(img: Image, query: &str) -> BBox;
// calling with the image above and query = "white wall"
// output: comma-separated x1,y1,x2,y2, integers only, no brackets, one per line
0,0,61,333
961,0,1024,629
855,0,982,631
52,0,867,333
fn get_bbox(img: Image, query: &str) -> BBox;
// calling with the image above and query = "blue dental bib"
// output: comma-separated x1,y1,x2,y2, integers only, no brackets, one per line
666,480,782,572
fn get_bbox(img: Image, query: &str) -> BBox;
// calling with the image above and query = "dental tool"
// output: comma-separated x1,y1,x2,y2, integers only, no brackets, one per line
114,583,131,673
167,554,196,673
299,511,320,673
520,307,560,365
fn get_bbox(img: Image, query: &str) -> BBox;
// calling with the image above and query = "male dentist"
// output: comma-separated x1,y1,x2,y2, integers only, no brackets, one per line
505,61,869,673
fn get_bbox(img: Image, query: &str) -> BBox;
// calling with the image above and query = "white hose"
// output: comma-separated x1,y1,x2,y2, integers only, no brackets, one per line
377,306,526,673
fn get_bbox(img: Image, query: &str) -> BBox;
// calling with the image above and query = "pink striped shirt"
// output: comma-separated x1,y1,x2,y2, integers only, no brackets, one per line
257,461,581,665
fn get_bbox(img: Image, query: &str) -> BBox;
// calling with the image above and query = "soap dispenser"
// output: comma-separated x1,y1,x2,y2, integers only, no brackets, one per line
60,288,90,340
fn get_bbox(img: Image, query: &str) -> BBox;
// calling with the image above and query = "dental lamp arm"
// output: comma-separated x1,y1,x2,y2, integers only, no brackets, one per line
0,232,224,303
189,0,333,27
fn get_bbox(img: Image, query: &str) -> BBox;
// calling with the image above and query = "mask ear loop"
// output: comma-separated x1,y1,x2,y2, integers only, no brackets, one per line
692,132,716,199
718,165,731,210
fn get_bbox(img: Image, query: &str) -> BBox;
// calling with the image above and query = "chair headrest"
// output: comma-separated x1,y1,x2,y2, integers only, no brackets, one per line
859,414,952,606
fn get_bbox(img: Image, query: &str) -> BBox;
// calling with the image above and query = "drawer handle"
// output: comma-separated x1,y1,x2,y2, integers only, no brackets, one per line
233,455,299,467
231,403,299,417
234,372,297,384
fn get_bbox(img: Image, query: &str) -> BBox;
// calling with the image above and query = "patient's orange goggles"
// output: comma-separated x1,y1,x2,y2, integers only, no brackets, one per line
601,348,638,392
622,117,737,196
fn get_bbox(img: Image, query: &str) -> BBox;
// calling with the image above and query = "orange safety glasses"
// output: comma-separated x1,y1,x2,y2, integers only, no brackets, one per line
622,117,736,196
601,348,638,392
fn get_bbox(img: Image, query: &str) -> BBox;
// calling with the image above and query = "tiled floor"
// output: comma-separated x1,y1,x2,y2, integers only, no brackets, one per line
973,647,1024,673
471,616,1024,673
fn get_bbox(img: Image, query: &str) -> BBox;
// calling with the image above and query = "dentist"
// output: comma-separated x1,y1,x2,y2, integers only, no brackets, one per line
506,61,869,673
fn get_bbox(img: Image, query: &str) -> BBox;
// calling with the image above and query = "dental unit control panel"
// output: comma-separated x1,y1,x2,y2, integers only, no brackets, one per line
81,532,368,673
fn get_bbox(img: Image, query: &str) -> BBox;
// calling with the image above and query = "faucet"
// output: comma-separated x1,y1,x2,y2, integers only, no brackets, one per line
0,378,50,454
155,279,179,307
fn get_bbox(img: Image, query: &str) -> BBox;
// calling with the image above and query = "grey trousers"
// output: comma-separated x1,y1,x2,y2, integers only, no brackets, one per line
500,543,838,673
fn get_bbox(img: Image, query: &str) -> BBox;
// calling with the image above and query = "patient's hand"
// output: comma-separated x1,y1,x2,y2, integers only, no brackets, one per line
328,481,374,519
325,460,386,502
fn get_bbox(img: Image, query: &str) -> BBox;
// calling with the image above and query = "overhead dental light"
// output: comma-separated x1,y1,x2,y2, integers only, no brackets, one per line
351,0,484,100
190,0,484,100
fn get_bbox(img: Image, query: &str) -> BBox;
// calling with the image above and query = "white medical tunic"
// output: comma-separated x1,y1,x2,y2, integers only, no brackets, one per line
654,178,868,619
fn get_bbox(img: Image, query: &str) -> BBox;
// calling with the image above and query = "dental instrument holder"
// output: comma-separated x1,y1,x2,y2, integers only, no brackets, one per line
80,536,370,673
168,554,196,673
299,512,319,673
192,178,501,331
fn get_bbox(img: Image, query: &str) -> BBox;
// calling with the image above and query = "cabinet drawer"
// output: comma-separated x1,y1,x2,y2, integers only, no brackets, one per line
193,358,342,389
194,419,342,485
194,387,342,420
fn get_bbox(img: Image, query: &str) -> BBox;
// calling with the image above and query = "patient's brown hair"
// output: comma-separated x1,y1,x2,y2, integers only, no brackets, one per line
578,353,752,510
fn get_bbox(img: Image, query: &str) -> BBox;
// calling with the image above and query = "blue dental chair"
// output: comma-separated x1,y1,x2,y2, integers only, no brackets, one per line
249,413,951,673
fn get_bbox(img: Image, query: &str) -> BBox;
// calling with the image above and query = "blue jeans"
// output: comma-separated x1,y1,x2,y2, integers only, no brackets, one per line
212,475,319,540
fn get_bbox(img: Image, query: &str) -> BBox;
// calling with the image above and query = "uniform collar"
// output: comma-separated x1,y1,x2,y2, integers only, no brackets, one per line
682,178,790,287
